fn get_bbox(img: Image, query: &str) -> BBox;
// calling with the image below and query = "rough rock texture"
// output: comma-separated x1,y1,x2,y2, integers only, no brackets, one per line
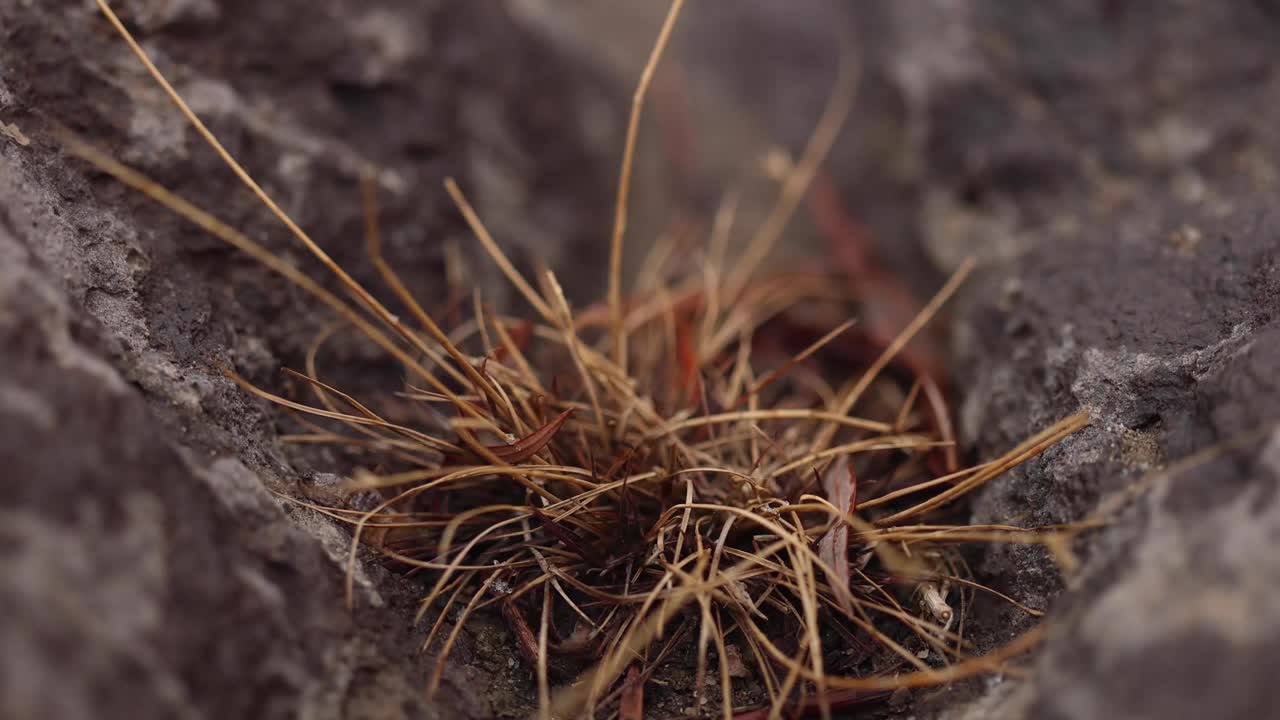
7,1,1280,719
916,3,1280,719
527,2,1280,718
0,1,615,718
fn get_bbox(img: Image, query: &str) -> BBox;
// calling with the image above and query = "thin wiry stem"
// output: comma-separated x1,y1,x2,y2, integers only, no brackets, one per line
76,3,1090,718
609,0,687,372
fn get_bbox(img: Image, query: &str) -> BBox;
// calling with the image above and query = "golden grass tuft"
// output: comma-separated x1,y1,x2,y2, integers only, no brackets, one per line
64,2,1095,717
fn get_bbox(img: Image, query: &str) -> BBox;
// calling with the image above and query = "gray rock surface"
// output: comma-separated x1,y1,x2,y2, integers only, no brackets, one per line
6,1,1280,719
537,1,1280,718
0,1,615,718
922,3,1280,719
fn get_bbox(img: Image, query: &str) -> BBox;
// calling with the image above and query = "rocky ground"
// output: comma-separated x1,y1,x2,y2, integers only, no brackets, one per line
0,1,615,718
3,1,1280,719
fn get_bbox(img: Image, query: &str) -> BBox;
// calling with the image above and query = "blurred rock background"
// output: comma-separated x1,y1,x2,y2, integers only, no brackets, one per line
3,1,1280,718
518,7,1280,717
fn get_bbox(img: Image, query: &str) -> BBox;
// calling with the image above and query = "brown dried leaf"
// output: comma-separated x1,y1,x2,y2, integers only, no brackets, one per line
619,664,644,720
446,408,574,465
818,456,857,598
501,600,539,671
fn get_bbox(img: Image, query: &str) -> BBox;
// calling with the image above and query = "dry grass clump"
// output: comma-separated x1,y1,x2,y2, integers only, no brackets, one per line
64,1,1092,718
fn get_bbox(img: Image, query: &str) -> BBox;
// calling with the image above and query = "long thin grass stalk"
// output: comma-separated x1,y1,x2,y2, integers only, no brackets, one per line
63,3,1094,717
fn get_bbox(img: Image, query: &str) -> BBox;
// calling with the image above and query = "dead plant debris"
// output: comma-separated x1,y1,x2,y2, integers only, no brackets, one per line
62,1,1094,718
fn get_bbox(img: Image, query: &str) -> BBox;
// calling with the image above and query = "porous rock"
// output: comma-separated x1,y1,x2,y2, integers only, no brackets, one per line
0,1,615,718
542,5,1280,715
914,3,1280,718
8,1,1280,718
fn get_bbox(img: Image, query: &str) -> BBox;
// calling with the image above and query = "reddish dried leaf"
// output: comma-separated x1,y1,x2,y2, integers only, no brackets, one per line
501,600,539,671
818,456,857,596
531,507,604,565
446,408,574,466
493,318,533,364
807,169,946,382
619,664,645,720
494,408,574,462
807,170,875,278
674,311,701,405
603,444,638,482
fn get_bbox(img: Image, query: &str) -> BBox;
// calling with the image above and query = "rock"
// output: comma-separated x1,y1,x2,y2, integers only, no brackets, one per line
949,216,1280,720
554,1,1280,717
7,0,1280,718
925,3,1280,719
0,0,616,718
